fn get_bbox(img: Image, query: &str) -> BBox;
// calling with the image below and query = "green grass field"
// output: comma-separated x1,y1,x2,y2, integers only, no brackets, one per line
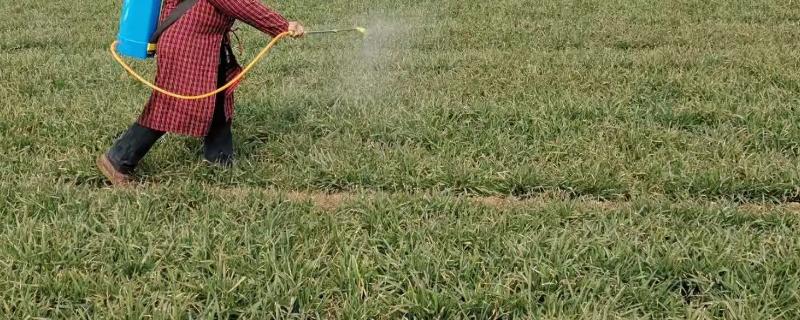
3,0,800,318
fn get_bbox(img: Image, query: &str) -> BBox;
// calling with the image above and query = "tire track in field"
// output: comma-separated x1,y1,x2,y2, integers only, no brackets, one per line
216,187,800,213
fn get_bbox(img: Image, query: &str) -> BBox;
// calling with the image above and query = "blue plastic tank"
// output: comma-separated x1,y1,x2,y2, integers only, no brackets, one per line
116,0,162,59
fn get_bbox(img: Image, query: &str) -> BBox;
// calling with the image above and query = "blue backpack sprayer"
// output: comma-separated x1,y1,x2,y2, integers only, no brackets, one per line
115,0,197,59
111,0,366,99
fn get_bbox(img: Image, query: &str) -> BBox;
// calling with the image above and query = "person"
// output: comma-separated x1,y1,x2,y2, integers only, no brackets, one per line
97,0,304,186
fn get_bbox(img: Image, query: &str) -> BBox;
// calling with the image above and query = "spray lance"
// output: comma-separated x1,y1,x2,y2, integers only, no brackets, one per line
111,0,365,100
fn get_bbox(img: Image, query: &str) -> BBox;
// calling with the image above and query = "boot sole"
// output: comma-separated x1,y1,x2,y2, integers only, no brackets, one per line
96,154,133,187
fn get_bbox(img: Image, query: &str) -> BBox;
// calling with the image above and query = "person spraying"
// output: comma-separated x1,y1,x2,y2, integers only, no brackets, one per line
97,0,305,186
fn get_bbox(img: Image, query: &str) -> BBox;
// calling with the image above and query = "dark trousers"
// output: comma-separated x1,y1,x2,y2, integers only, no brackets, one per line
107,44,234,174
203,45,234,163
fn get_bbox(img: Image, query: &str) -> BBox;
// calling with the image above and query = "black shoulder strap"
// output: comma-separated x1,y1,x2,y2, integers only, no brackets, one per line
149,0,199,43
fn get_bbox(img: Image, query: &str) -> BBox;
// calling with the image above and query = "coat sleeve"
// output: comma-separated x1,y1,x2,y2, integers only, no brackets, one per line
206,0,290,37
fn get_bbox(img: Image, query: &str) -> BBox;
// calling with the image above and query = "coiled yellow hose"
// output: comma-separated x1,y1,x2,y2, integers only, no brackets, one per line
110,31,290,100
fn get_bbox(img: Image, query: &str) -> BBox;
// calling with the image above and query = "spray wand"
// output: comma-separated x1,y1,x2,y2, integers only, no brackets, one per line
110,26,366,100
307,27,367,35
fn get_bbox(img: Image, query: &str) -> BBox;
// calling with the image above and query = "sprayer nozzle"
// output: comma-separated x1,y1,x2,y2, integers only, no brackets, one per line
356,27,367,35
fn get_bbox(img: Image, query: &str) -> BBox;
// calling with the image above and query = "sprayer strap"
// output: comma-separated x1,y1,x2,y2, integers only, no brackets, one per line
149,0,199,43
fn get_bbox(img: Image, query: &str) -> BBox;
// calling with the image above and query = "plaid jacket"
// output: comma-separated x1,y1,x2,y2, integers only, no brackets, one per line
138,0,288,136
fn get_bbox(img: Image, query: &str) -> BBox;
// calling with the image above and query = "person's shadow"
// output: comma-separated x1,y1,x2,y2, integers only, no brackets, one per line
239,102,308,159
179,102,310,169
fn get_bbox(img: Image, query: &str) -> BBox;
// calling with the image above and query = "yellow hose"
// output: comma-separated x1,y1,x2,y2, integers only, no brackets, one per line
110,31,290,100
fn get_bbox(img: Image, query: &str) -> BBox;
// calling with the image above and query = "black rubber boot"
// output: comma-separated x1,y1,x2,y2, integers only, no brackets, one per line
203,116,234,167
106,123,165,174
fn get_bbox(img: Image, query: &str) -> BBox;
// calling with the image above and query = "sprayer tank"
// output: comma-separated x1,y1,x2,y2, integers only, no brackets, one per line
116,0,162,59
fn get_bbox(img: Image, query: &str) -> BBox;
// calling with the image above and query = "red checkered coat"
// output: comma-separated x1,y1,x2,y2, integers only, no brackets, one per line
138,0,289,137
